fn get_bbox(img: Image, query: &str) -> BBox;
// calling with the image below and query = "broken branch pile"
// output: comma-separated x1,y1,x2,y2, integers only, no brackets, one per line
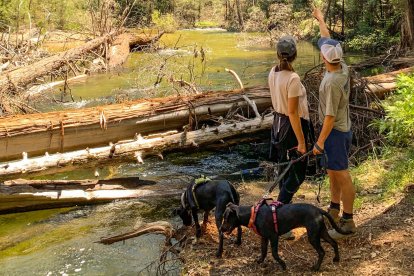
303,64,387,161
0,30,164,115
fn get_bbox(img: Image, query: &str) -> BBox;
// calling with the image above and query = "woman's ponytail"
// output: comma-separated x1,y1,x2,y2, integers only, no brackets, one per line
278,53,296,71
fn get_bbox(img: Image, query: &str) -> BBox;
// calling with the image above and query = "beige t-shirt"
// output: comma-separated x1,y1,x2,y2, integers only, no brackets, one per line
318,62,351,132
268,67,309,120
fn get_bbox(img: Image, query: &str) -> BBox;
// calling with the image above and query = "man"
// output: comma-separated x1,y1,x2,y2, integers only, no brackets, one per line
312,8,356,239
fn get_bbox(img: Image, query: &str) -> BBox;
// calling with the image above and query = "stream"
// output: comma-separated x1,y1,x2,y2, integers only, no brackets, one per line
1,29,365,275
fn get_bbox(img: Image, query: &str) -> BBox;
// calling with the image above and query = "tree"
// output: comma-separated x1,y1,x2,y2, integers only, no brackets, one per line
400,0,414,49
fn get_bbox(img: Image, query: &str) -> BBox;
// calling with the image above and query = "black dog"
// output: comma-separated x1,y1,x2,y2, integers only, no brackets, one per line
174,179,241,257
221,202,352,271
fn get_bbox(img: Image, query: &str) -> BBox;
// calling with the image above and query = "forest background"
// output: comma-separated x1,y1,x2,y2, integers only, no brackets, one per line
0,0,413,52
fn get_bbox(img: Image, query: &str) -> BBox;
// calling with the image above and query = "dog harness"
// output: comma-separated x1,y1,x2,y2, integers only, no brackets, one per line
248,198,283,236
185,175,211,209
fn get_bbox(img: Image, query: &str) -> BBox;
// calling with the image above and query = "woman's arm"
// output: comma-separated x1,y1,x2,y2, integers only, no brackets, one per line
288,96,306,154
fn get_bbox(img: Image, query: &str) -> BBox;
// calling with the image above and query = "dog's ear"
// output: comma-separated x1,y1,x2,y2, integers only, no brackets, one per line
227,203,240,219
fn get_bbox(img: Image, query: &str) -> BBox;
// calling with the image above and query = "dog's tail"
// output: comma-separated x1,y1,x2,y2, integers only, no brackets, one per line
320,210,353,235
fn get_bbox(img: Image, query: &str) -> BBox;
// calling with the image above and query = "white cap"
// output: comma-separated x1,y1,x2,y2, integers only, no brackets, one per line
318,38,343,64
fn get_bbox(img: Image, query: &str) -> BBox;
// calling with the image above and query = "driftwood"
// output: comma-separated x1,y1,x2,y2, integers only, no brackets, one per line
0,177,182,214
99,221,174,245
98,220,187,275
0,115,273,179
0,87,271,161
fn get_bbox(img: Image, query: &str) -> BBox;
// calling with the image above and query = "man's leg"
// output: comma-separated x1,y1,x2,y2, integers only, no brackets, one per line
327,169,341,204
328,169,355,210
328,169,356,239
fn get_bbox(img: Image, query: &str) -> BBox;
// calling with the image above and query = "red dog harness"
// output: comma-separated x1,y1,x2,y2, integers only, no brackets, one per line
248,198,284,236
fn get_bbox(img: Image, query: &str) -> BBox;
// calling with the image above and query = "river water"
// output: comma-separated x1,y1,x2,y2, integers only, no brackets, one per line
1,29,364,275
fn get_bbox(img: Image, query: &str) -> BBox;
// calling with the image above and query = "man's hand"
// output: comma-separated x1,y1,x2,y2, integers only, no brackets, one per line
313,141,324,155
312,8,324,22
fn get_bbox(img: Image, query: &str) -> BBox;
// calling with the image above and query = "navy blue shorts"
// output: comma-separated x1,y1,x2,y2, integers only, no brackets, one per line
322,129,352,170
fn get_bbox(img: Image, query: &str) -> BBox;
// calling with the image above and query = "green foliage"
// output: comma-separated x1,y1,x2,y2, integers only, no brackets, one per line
0,0,89,31
374,74,414,145
346,30,400,52
151,10,178,33
243,6,267,32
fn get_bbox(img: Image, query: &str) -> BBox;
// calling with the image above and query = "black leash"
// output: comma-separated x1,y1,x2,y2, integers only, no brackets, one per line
263,150,313,198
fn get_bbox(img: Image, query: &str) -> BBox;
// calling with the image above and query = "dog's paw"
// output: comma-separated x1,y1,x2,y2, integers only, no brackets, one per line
234,239,242,246
333,256,340,262
196,229,202,238
215,251,223,258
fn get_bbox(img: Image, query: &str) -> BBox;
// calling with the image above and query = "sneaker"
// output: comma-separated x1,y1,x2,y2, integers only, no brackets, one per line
325,208,340,229
280,230,295,240
328,218,357,240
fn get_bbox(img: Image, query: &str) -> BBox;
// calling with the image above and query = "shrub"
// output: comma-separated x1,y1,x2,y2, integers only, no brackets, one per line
375,74,414,145
151,10,178,33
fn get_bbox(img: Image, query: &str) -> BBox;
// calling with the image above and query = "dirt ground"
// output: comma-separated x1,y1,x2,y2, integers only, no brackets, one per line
180,181,414,275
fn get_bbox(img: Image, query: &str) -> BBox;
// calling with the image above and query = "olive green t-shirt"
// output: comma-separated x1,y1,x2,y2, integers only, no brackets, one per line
318,62,351,132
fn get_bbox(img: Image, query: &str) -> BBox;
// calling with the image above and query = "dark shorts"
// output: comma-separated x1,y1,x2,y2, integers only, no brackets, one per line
323,128,352,171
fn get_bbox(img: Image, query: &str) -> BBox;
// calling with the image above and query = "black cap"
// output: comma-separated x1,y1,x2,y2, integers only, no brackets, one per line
277,36,297,58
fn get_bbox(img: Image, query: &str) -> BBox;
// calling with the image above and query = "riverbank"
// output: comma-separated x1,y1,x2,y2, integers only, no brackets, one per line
181,146,414,275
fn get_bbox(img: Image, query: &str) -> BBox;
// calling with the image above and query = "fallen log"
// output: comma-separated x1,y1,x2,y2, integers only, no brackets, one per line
363,66,414,98
3,176,154,187
0,177,182,214
0,87,271,161
108,31,164,69
0,32,117,95
0,115,273,180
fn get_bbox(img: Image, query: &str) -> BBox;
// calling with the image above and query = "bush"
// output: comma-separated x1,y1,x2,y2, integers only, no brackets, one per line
151,10,178,33
375,74,414,145
346,30,399,53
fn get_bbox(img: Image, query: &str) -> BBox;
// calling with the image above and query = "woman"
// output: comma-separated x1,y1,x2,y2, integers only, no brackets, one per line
268,36,312,205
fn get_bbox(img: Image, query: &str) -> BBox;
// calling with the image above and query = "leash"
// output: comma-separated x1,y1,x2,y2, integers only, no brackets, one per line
262,149,313,198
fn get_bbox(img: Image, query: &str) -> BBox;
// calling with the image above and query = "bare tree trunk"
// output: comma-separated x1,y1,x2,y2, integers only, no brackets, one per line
400,0,414,50
341,0,345,36
235,0,244,29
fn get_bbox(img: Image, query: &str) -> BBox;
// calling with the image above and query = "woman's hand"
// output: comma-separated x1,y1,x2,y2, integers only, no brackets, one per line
297,143,306,155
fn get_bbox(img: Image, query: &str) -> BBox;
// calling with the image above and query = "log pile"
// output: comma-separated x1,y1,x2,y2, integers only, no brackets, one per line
0,87,271,161
0,114,273,180
303,64,387,161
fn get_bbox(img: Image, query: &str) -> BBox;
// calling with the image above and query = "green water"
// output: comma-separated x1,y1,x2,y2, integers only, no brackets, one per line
36,29,327,111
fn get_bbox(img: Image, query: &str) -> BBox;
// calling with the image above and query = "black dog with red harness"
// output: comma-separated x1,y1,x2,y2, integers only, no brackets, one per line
221,200,351,271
